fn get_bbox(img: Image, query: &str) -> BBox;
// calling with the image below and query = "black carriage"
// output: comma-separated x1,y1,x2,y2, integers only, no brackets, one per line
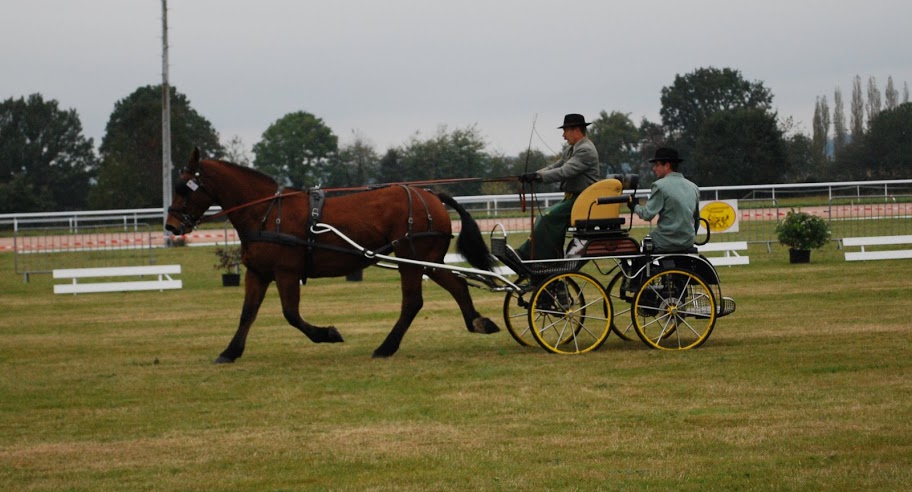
478,176,737,354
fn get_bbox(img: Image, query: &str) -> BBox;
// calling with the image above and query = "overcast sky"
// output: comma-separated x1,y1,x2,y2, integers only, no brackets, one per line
3,0,911,158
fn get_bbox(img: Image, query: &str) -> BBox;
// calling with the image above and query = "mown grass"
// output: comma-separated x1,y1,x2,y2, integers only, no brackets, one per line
1,242,911,491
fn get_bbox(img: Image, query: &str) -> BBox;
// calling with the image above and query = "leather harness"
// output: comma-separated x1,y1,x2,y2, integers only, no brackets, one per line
239,185,450,283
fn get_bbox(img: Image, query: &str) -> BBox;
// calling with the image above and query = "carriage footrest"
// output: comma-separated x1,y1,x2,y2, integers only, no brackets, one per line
717,297,736,317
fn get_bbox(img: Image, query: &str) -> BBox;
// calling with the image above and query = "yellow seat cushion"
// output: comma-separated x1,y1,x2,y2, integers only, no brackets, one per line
570,178,624,226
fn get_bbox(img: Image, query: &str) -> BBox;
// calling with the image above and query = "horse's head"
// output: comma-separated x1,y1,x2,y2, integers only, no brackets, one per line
165,148,217,236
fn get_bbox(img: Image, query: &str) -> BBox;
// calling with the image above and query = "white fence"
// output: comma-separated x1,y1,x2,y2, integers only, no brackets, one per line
3,179,912,279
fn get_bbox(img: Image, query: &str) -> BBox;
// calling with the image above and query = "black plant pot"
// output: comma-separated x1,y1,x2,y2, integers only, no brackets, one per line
221,273,241,286
789,248,811,264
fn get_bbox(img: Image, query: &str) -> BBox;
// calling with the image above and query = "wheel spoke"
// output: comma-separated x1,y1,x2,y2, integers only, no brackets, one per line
632,269,716,350
529,272,611,354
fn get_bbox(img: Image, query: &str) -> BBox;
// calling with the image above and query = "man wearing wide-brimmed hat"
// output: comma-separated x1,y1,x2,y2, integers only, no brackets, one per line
514,113,601,260
628,147,701,253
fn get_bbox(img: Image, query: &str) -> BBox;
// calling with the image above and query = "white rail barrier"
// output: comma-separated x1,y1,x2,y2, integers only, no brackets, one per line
697,241,750,266
842,235,912,261
53,264,182,294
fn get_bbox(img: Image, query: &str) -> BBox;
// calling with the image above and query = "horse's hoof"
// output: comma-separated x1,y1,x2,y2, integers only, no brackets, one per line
472,317,500,334
317,326,344,343
213,355,235,364
372,349,393,359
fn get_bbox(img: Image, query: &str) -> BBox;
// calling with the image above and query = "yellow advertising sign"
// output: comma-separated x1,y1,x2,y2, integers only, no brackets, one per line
699,200,739,233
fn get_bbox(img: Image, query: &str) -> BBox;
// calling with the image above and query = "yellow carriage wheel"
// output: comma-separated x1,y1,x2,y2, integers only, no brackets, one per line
528,272,611,354
503,290,536,347
631,269,716,350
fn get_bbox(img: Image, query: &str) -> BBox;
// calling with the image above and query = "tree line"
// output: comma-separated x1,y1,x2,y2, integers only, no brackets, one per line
2,66,911,213
811,75,911,181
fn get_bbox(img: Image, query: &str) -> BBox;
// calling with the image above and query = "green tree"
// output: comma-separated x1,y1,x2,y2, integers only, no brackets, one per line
812,96,830,162
885,76,899,110
659,66,773,157
587,110,640,175
397,126,488,195
480,149,551,195
90,85,222,209
833,87,847,156
690,108,788,186
0,94,96,212
253,111,337,188
856,102,912,179
850,75,865,139
323,134,379,187
866,76,882,129
783,133,818,182
377,148,407,184
222,135,252,167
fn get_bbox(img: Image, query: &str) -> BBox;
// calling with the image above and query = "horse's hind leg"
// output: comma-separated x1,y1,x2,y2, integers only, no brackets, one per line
373,266,425,358
274,272,344,344
215,269,270,364
425,268,500,335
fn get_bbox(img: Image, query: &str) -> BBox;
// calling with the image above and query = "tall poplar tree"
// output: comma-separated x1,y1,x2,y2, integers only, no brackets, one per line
833,87,847,155
884,76,899,110
866,76,882,129
812,96,830,161
850,75,865,140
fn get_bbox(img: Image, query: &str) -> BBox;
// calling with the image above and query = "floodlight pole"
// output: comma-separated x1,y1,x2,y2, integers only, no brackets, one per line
161,0,173,244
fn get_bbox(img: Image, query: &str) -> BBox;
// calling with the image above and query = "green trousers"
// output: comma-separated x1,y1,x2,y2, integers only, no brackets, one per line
517,196,577,260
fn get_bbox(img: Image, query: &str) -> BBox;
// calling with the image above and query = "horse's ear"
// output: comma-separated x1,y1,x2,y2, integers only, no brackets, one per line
188,147,201,171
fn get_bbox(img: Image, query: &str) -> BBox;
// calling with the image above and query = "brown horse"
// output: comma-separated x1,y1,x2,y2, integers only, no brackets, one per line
165,149,499,361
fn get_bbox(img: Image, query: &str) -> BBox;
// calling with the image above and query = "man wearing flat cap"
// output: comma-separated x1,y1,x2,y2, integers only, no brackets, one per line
628,147,701,253
515,113,600,260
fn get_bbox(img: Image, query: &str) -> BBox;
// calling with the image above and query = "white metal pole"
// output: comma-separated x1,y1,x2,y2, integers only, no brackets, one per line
161,0,173,244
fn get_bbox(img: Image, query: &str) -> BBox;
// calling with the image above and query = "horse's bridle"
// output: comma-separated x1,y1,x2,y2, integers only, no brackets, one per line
167,166,218,232
167,163,305,233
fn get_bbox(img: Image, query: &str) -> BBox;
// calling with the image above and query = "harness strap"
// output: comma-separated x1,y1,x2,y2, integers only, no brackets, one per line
259,186,284,231
412,187,434,231
303,189,327,282
397,186,437,257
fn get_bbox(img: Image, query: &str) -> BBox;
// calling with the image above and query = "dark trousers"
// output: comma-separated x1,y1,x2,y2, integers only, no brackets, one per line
517,195,577,260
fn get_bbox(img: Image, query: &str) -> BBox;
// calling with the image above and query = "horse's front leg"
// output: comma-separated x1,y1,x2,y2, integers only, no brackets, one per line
215,269,270,364
426,268,500,334
373,265,425,358
274,271,344,344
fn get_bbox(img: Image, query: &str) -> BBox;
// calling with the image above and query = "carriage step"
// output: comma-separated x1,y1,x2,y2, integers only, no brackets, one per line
685,296,736,319
717,297,736,317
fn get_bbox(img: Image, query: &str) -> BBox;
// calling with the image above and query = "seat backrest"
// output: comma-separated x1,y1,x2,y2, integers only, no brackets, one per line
570,178,624,226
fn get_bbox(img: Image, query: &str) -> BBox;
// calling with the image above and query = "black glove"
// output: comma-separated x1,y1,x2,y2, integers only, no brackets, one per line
626,195,637,211
519,172,541,183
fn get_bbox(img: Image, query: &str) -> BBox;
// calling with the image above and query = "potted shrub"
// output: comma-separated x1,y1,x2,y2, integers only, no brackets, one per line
775,210,831,263
214,245,242,286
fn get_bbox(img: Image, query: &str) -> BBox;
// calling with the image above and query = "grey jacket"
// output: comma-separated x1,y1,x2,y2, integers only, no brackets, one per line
633,172,701,252
537,136,600,194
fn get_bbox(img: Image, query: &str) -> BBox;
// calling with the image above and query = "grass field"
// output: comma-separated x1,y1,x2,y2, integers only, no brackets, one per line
1,242,911,491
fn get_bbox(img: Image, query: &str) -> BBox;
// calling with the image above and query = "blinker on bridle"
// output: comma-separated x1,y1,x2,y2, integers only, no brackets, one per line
168,168,210,231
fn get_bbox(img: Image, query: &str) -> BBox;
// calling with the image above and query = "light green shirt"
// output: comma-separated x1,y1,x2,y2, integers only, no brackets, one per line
634,172,700,252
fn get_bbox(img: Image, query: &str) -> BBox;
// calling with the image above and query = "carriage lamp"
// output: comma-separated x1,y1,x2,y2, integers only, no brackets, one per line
641,235,654,254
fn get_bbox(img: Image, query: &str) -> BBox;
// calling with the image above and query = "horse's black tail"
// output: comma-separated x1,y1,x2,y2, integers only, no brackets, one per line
437,192,493,271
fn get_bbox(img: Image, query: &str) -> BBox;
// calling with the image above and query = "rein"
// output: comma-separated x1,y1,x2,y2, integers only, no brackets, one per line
195,176,520,225
200,190,305,224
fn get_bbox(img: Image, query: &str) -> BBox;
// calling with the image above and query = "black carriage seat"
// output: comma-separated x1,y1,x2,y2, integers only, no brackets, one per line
574,217,626,232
